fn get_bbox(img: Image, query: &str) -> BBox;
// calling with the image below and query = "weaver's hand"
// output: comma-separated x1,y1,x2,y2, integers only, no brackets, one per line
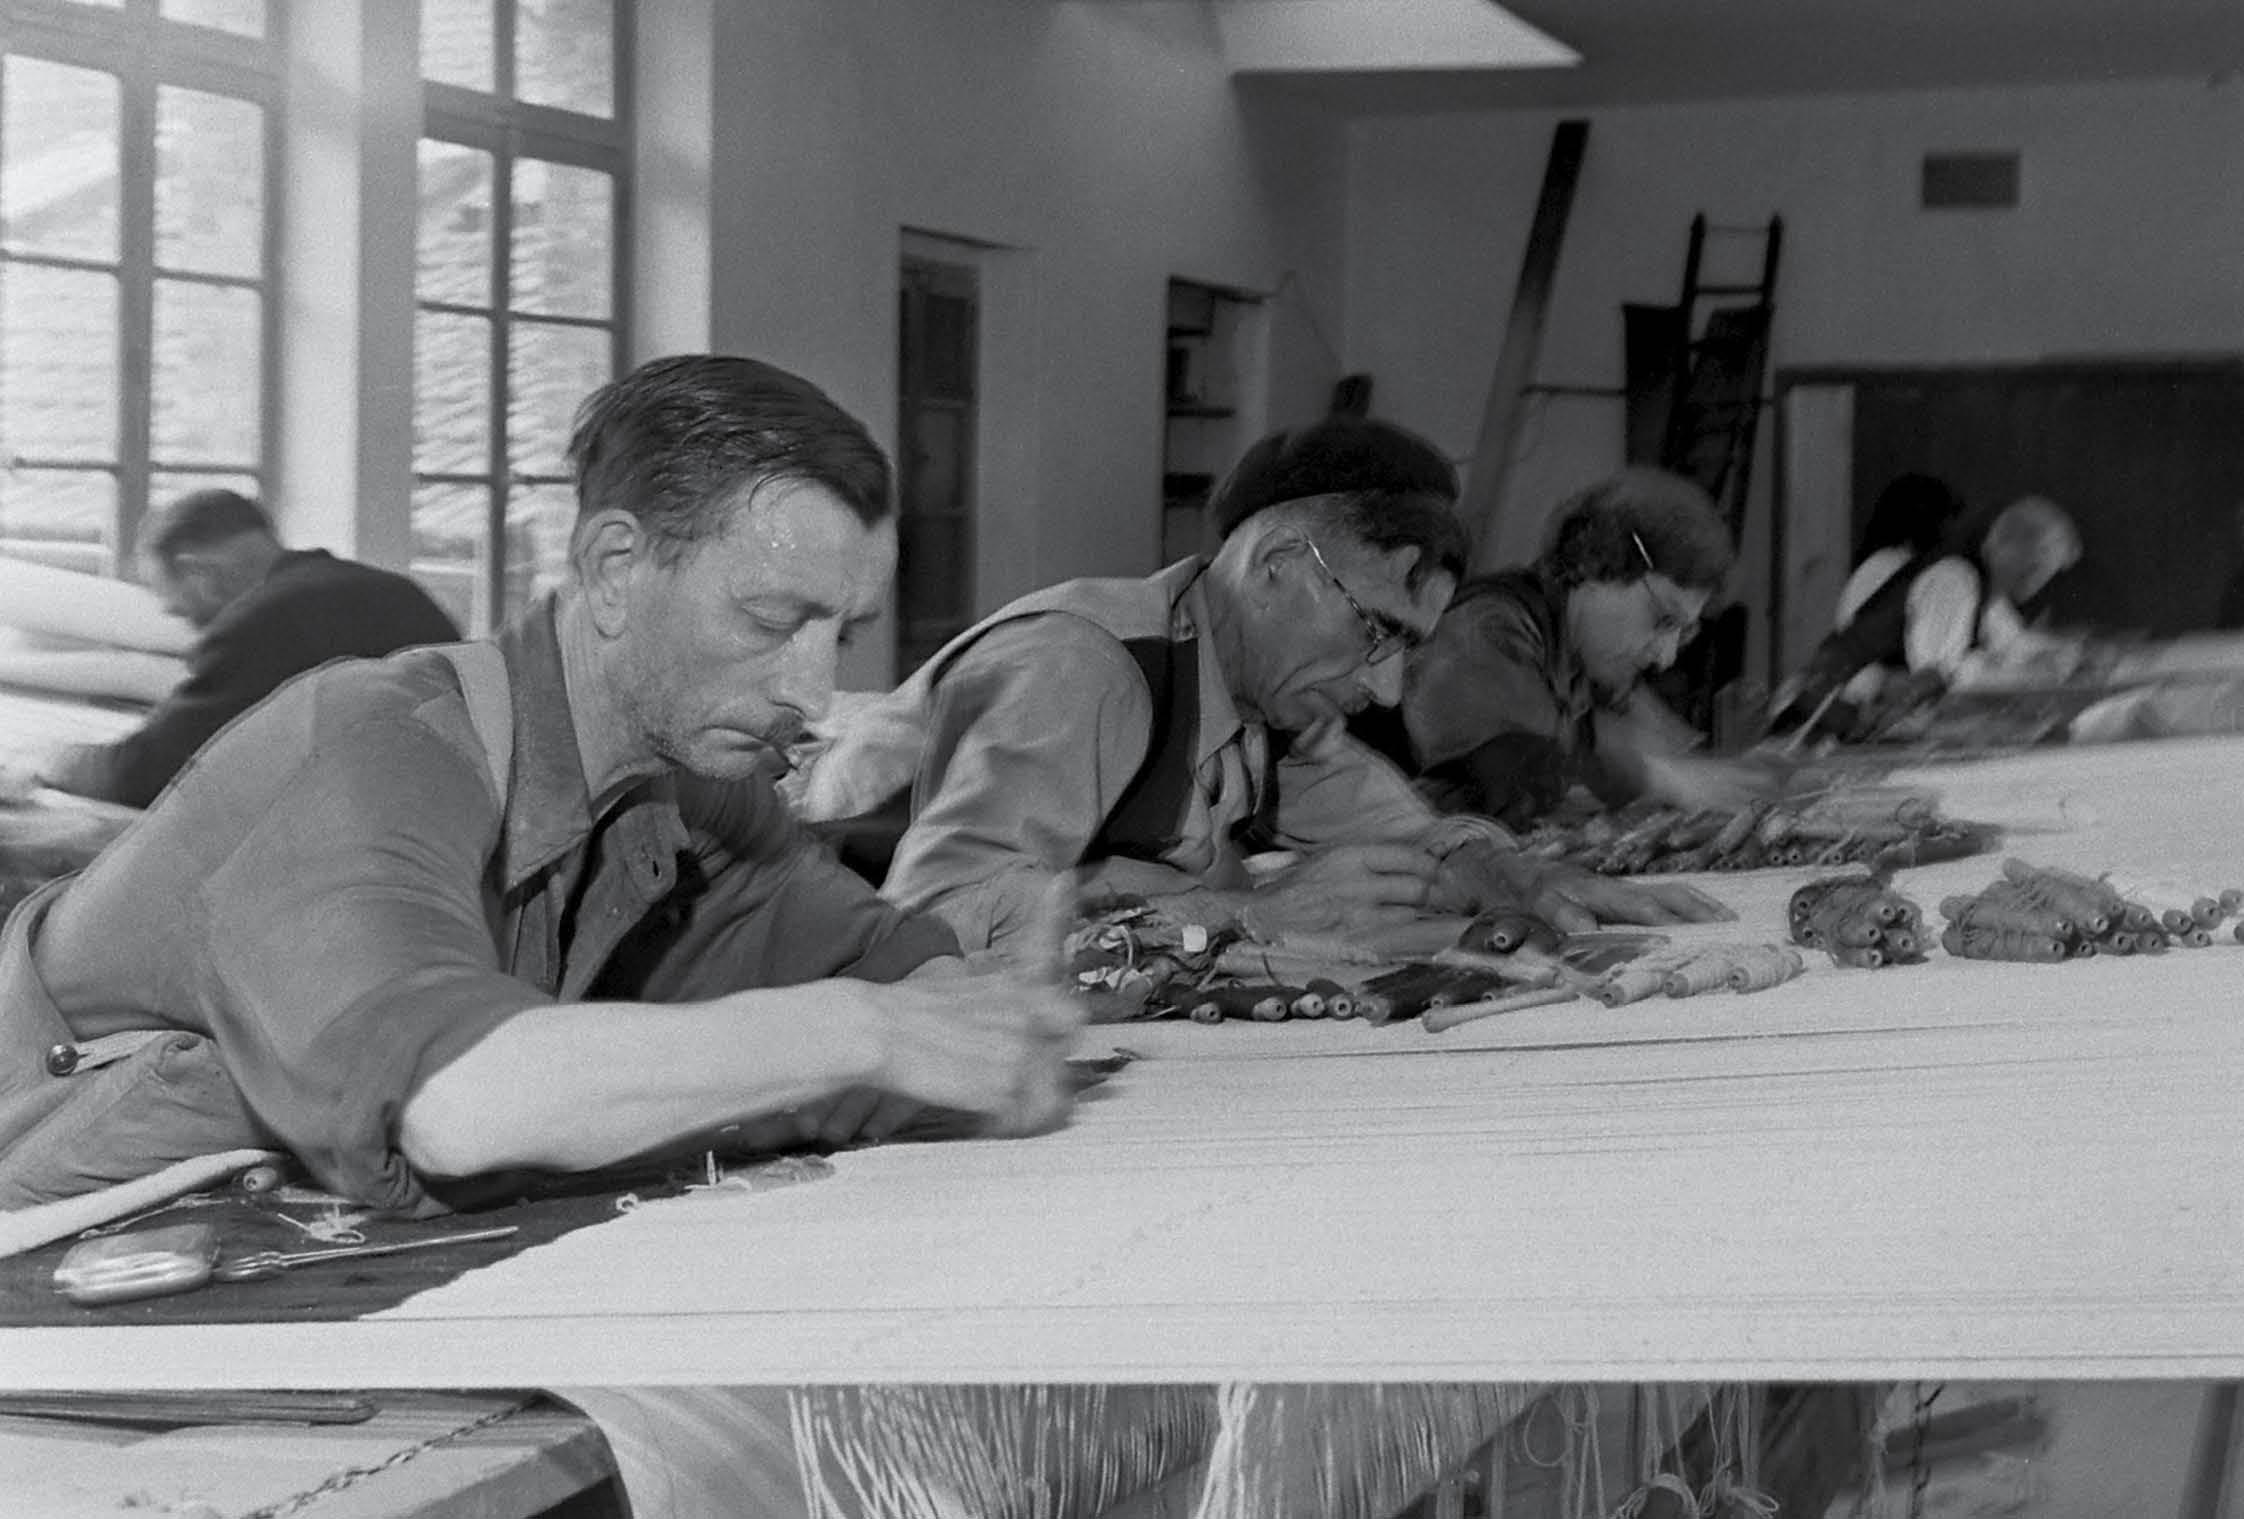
852,966,1085,1137
1444,840,1733,933
1638,751,1780,815
849,873,1085,1138
1239,842,1449,939
1531,864,1734,930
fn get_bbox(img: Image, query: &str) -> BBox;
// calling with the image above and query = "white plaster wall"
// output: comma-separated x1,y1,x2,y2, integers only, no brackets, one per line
705,0,1348,688
1343,75,2244,676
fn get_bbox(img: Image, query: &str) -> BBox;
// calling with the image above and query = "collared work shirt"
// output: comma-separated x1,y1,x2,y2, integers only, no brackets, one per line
874,560,1266,950
1386,568,1629,830
15,601,953,1214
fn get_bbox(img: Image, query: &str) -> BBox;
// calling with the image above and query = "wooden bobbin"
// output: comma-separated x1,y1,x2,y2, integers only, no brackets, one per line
1662,957,1734,998
1596,968,1669,1007
1728,945,1805,992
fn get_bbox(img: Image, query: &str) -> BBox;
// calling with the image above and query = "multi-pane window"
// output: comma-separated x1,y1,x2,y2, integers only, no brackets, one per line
413,0,625,634
0,0,272,575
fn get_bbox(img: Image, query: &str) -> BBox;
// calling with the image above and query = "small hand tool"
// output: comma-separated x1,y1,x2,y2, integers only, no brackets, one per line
212,1225,520,1282
1422,985,1581,1033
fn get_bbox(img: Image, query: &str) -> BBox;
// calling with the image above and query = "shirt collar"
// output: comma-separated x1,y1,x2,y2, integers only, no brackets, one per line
1530,566,1599,717
490,596,653,890
1167,559,1250,768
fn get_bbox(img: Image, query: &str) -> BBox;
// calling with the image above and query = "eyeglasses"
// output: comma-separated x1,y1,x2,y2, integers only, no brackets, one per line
1300,538,1420,666
1631,532,1700,640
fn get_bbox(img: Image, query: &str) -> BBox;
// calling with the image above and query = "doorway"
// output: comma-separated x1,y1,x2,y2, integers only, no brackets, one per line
896,254,980,677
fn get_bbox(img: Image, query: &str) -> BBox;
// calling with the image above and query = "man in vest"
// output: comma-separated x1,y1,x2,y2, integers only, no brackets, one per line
0,354,1081,1214
1774,494,2084,741
804,422,1730,955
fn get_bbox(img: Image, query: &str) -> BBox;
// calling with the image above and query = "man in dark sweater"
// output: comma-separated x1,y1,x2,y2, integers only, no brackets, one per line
43,489,460,807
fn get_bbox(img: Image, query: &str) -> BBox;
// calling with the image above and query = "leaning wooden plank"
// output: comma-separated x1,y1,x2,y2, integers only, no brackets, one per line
1459,118,1590,570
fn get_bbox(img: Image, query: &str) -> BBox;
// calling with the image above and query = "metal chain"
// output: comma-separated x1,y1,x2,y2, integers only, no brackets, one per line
1906,1382,1945,1519
234,1395,538,1519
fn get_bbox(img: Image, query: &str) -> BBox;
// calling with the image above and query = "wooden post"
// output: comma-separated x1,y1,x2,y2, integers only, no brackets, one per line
1459,118,1590,572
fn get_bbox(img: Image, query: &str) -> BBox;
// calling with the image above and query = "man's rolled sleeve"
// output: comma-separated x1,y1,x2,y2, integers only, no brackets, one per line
199,717,541,1215
882,617,1152,952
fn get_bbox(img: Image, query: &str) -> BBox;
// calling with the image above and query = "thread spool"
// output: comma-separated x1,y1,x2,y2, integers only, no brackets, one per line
1727,945,1804,992
1189,1001,1224,1025
237,1162,287,1195
1353,992,1395,1024
1663,957,1735,998
2108,874,2225,929
1830,918,1883,948
2182,928,2214,949
1951,926,2067,963
1326,994,1358,1019
2002,860,2112,935
1977,882,2075,939
1250,995,1290,1022
1480,914,1536,952
1291,992,1327,1019
1596,968,1669,1007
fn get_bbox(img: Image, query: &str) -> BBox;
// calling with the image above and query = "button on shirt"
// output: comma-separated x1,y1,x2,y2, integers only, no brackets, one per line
20,600,955,1214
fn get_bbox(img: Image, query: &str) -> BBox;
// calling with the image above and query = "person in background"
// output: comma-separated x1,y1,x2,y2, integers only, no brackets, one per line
1773,493,2084,740
1353,467,1771,832
802,419,1730,955
0,355,1080,1215
42,489,461,808
1774,472,1968,734
1836,473,1967,633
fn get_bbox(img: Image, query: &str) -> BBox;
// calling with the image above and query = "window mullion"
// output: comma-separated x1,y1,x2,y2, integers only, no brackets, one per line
115,48,157,569
486,137,514,632
494,0,517,107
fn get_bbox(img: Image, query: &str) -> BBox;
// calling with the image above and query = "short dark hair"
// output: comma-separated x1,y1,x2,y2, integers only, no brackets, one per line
1209,417,1458,539
1859,472,1963,561
137,489,274,562
568,354,893,560
1537,468,1734,593
1272,488,1470,594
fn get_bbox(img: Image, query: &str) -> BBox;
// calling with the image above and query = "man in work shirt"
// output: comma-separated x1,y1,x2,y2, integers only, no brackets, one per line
804,420,1727,955
0,354,1081,1216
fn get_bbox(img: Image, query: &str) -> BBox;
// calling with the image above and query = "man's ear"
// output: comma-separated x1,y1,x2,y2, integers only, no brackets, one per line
1375,541,1425,588
1242,523,1308,585
575,509,646,637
